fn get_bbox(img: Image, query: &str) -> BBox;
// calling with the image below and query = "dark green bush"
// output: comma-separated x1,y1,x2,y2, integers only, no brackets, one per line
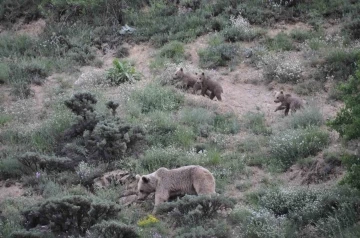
222,26,262,42
157,194,235,226
199,42,240,69
90,220,139,238
61,92,145,163
158,41,185,62
328,66,360,140
322,49,360,81
340,154,360,190
266,33,294,51
23,195,121,236
9,230,45,238
343,19,360,40
176,221,230,238
18,152,74,174
258,186,360,230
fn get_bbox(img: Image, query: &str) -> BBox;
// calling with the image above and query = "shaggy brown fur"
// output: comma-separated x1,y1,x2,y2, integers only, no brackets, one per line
193,80,211,97
136,165,216,214
274,91,304,116
173,68,197,89
198,72,223,101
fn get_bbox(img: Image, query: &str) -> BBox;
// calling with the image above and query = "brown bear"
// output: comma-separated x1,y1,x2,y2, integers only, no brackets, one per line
198,72,223,101
274,91,304,116
173,68,197,90
136,165,216,214
193,80,212,97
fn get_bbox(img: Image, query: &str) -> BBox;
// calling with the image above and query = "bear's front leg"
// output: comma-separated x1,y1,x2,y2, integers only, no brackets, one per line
152,192,169,214
275,104,286,112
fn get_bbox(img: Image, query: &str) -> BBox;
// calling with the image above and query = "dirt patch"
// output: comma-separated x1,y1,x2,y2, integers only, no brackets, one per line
185,35,209,66
0,181,24,203
127,43,155,81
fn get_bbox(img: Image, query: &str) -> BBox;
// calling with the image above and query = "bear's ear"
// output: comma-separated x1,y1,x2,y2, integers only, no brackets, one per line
142,176,150,183
135,174,141,180
180,68,183,71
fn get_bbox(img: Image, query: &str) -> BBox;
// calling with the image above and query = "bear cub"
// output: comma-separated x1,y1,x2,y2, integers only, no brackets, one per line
198,72,223,101
173,68,197,89
274,91,304,116
136,165,216,214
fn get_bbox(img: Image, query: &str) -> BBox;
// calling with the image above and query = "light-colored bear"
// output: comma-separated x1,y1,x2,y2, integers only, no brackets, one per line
136,165,216,214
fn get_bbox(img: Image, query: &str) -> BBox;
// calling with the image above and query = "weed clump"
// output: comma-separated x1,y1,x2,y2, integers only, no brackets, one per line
106,59,142,85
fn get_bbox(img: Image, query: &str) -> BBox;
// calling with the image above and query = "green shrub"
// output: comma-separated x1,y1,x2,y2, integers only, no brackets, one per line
0,155,22,179
139,146,190,172
0,197,38,238
158,41,185,62
242,111,271,135
294,79,323,95
90,220,139,238
261,53,303,84
269,127,329,170
106,59,142,85
0,34,37,58
340,154,360,190
0,62,10,83
157,194,235,226
174,125,196,149
285,105,324,129
23,195,121,236
290,29,313,43
258,186,360,230
229,206,288,237
176,221,230,238
328,66,360,140
213,113,240,134
323,49,360,81
146,110,178,147
198,34,239,69
222,26,261,42
266,33,294,51
130,83,184,113
343,18,360,40
9,230,45,238
18,152,74,174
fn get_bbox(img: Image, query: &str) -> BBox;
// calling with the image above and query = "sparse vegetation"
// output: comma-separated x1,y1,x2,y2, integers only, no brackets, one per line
1,0,360,237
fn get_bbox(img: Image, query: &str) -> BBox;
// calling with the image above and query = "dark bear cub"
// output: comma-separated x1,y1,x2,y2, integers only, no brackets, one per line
198,72,223,101
274,91,304,116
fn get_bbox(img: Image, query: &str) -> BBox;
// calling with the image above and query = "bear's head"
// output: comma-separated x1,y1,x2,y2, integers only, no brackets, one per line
198,72,207,84
274,91,285,103
135,174,157,200
173,68,185,79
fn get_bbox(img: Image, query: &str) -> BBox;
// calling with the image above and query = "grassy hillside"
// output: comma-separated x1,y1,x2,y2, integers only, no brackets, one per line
1,0,360,237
